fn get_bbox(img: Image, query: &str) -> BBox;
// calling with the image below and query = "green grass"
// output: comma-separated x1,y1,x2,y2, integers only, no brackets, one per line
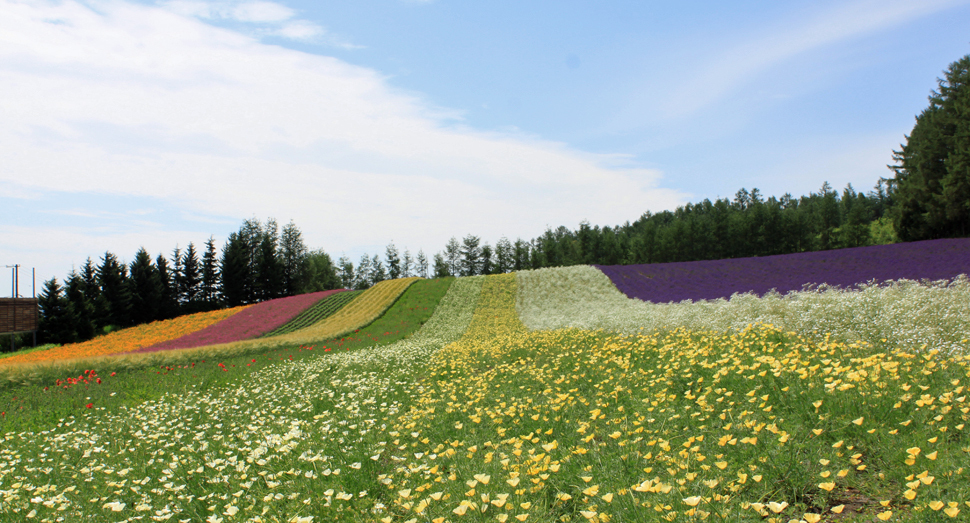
0,278,454,435
0,343,59,361
262,290,364,337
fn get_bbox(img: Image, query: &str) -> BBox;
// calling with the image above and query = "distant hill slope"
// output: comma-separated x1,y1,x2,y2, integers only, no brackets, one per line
596,238,970,303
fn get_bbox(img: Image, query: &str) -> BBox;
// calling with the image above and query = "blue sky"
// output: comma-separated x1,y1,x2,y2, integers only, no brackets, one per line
2,0,969,295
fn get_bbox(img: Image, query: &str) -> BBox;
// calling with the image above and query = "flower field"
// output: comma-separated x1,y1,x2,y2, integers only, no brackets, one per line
2,243,970,522
132,290,348,354
517,265,970,355
0,305,249,370
595,238,970,303
263,291,363,338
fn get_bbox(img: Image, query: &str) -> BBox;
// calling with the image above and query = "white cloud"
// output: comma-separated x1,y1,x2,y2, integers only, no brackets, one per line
159,0,337,43
0,0,686,282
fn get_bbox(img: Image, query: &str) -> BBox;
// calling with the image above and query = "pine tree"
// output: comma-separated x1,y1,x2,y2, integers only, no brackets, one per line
202,236,220,307
402,248,413,278
129,248,162,324
494,237,514,274
98,252,132,328
891,53,970,240
459,235,482,276
280,220,309,296
444,237,461,276
416,250,429,279
220,232,250,306
64,270,95,341
171,245,184,310
256,220,284,300
433,253,450,278
38,278,77,344
480,243,494,275
371,254,387,285
385,243,401,280
156,254,178,319
337,256,355,289
354,254,372,290
182,243,202,306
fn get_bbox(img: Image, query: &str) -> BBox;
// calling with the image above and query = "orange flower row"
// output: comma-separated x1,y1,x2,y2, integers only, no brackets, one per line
0,306,250,367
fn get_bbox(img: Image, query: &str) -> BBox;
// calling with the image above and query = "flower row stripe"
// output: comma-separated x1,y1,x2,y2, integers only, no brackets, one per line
130,289,349,354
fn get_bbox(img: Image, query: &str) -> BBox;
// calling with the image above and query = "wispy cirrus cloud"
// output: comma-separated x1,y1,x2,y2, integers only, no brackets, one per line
158,0,361,46
657,0,970,119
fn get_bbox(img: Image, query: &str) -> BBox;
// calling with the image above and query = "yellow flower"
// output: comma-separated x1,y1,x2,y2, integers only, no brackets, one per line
474,474,491,485
853,417,864,425
945,507,961,517
767,501,788,513
583,485,600,497
804,513,822,523
831,505,845,514
682,496,702,507
601,493,614,503
930,501,945,511
818,482,836,491
906,447,921,456
876,510,892,520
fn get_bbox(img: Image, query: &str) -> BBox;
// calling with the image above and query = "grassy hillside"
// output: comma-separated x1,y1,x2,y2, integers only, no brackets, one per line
1,244,969,522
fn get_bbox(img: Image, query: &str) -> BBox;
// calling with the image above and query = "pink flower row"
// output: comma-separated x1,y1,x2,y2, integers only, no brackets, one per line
132,289,348,353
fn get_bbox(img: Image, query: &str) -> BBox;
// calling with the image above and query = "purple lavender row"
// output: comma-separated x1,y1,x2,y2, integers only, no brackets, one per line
595,238,970,304
132,289,349,353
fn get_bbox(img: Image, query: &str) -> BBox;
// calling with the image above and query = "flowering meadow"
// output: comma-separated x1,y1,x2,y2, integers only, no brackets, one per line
132,290,348,354
2,249,970,522
0,306,249,371
517,265,970,355
263,291,363,338
595,238,970,303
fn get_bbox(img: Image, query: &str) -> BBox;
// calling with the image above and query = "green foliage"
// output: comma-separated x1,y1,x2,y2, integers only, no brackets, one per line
262,290,363,337
891,53,970,240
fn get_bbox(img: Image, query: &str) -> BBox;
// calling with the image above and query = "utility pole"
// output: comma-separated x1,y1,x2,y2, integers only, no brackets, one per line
4,264,19,298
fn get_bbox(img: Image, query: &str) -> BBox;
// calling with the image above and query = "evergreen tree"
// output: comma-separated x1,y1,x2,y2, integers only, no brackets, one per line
402,248,413,278
171,245,184,309
891,53,970,240
433,253,450,278
182,243,202,306
64,270,95,341
337,256,355,289
129,248,162,325
280,220,309,296
416,250,429,279
494,237,514,274
459,235,482,276
480,243,494,275
513,239,531,271
256,219,284,300
354,254,372,290
220,232,250,306
98,252,132,328
385,243,401,280
156,254,178,318
444,237,461,276
201,236,220,306
81,257,107,329
38,278,77,345
371,254,387,284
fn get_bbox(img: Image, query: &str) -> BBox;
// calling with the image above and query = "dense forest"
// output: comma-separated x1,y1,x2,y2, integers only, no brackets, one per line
11,53,969,350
